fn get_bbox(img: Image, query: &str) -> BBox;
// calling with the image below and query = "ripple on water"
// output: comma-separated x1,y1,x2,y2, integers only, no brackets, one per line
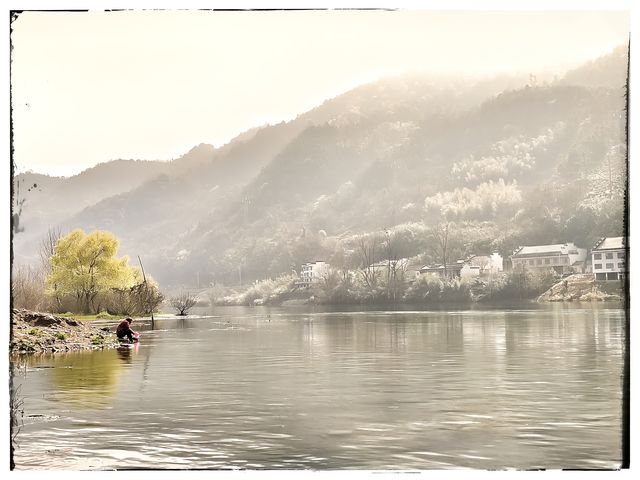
14,307,625,470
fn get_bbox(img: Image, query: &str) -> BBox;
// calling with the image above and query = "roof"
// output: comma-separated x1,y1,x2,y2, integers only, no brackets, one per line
404,260,424,271
301,261,328,268
466,254,490,261
420,263,463,272
369,258,410,269
592,237,625,251
512,243,581,257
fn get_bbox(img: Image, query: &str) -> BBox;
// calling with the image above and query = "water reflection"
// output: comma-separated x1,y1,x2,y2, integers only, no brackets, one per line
14,306,625,470
16,349,130,409
116,345,134,364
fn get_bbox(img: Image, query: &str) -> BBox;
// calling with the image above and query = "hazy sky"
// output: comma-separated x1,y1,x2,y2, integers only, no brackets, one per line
10,9,629,177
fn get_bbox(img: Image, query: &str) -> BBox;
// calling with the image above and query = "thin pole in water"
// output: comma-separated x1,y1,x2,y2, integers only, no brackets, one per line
138,255,154,327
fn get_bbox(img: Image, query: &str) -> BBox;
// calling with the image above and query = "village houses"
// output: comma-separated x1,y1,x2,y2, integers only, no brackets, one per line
591,237,626,281
298,236,625,288
419,253,504,280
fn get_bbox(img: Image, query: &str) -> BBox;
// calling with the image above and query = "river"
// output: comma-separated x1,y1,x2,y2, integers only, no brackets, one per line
11,304,625,470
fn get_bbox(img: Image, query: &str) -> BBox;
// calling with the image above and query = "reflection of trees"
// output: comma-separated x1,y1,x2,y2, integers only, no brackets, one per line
9,362,25,471
306,312,466,354
46,350,124,408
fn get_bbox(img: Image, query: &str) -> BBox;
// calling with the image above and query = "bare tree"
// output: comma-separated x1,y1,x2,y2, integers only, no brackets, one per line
170,291,197,316
137,256,161,324
430,218,451,277
357,236,379,292
320,268,340,293
107,282,164,317
39,227,62,274
473,256,491,275
207,283,227,306
383,230,402,302
11,265,45,311
39,227,63,310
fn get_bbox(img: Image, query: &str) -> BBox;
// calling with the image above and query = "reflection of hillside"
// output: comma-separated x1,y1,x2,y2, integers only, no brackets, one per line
301,313,467,353
46,350,126,409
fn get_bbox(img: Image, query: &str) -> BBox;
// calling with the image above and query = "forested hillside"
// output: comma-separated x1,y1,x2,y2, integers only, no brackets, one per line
13,46,627,288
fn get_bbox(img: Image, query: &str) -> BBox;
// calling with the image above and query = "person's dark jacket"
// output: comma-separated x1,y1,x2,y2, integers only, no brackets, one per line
116,319,134,339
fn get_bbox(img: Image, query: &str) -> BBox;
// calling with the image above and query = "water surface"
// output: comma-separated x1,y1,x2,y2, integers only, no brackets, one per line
12,305,625,470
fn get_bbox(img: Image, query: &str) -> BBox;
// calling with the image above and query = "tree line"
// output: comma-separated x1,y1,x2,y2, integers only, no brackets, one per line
12,228,164,316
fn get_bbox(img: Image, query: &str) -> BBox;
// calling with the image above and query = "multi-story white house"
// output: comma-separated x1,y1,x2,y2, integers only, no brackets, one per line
511,243,587,275
591,237,626,281
299,261,329,286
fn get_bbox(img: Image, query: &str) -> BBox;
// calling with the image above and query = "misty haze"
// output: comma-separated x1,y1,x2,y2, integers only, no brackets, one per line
9,9,629,471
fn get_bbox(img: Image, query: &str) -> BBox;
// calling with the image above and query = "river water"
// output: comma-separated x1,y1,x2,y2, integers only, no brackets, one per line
12,304,625,470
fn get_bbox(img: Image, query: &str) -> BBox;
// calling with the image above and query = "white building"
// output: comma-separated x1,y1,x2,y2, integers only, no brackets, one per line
489,252,504,273
460,263,482,279
300,261,329,286
511,243,587,274
591,237,626,281
464,253,504,277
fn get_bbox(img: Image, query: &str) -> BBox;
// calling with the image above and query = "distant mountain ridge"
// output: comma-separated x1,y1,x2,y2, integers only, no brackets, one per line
12,45,628,288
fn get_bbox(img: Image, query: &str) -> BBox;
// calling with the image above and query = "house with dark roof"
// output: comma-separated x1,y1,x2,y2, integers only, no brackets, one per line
366,258,423,284
419,261,464,279
419,253,504,280
511,243,587,275
591,237,626,280
404,258,424,283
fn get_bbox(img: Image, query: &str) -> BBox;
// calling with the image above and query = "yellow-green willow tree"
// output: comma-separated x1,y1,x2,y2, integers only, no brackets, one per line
47,229,135,314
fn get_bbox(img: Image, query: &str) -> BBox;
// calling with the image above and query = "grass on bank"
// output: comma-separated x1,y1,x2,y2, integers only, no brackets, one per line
58,311,162,322
57,311,125,321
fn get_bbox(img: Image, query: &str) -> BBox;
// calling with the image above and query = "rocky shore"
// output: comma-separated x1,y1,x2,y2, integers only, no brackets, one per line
537,274,624,302
10,309,123,354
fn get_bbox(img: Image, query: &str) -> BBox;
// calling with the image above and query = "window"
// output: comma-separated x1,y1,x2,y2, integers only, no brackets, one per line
618,252,625,258
618,263,625,270
594,264,602,270
596,273,607,280
537,259,542,265
606,263,614,269
544,258,550,265
528,260,534,266
594,253,602,260
606,253,613,259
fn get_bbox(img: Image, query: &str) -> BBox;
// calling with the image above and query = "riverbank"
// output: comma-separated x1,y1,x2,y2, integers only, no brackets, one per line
10,309,123,354
537,274,624,302
215,272,625,307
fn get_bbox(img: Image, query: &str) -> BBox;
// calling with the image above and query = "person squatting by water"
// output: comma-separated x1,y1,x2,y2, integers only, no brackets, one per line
116,317,137,342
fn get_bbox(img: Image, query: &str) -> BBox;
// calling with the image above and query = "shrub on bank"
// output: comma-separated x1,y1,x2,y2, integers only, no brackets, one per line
220,274,299,306
403,275,472,304
479,268,557,302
